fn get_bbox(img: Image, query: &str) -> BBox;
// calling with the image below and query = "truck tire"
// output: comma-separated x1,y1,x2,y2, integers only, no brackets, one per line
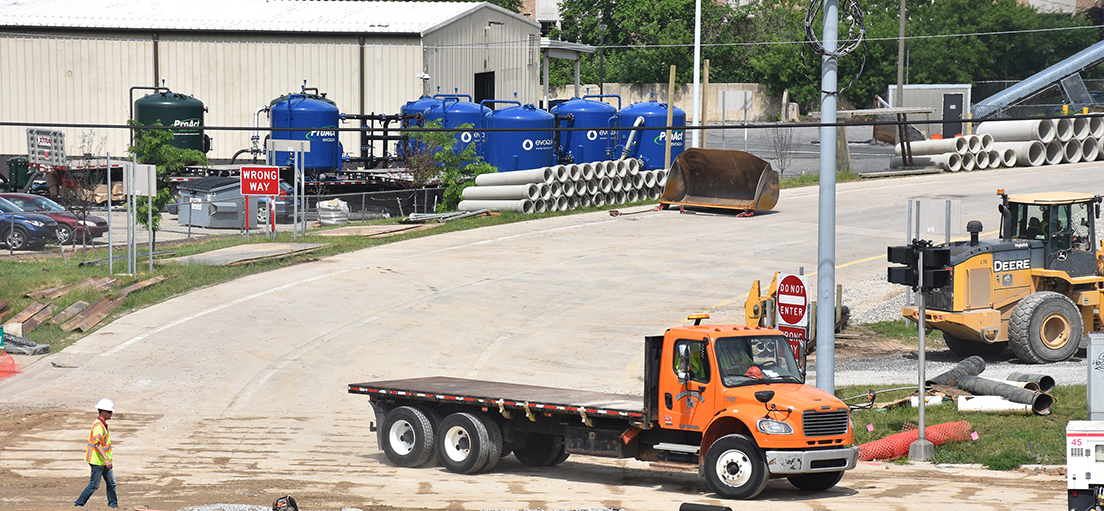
703,434,769,500
1009,291,1082,363
473,413,503,473
437,412,491,474
942,333,1006,357
380,406,436,468
786,470,844,492
513,433,560,467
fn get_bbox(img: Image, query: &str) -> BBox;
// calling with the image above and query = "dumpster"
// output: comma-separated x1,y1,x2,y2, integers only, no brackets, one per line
6,157,30,192
177,176,260,229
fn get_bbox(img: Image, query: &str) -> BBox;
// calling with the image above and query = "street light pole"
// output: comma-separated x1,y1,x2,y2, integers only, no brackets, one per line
599,24,607,96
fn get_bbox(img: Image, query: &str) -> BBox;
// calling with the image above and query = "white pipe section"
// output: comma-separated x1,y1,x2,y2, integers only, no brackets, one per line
621,159,636,176
581,195,593,208
615,161,628,178
628,189,640,202
555,196,568,211
894,136,969,156
586,179,599,195
534,199,548,213
650,187,662,200
458,199,534,213
594,161,608,179
965,135,982,153
1063,138,1083,163
1073,117,1090,141
1083,137,1101,162
961,152,976,171
593,193,606,207
1054,118,1074,142
539,183,552,200
568,164,582,181
974,150,990,169
561,180,576,197
890,153,962,172
462,183,539,201
599,177,612,194
1045,140,1064,165
987,150,1002,169
978,133,995,152
549,181,562,197
1099,137,1104,161
1092,117,1104,139
627,159,641,174
632,173,644,189
992,379,1041,391
475,167,554,186
642,170,657,188
977,119,1056,144
553,165,570,183
993,141,1044,167
956,395,1032,416
581,162,595,180
657,169,669,186
611,176,623,193
999,148,1017,167
567,197,578,210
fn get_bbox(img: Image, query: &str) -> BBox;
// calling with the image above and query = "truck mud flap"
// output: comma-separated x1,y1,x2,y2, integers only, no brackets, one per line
565,426,627,458
660,148,780,212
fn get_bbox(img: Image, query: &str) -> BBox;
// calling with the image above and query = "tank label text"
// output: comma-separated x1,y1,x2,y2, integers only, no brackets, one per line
522,138,555,151
994,258,1030,272
172,118,202,128
653,130,685,146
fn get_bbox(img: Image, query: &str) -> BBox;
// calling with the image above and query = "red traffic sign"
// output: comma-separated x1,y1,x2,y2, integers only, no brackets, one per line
240,166,280,195
777,325,807,365
777,274,808,326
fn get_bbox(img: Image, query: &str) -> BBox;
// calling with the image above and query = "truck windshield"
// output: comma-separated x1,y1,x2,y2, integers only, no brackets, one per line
714,335,802,387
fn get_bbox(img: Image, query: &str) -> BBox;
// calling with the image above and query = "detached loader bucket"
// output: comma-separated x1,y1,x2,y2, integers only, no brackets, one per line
660,148,780,212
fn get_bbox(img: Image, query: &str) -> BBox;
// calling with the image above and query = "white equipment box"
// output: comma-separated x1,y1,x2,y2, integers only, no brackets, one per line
1068,420,1104,509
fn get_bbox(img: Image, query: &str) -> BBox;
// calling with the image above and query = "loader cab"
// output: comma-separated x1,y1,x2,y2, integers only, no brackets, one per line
1000,191,1101,278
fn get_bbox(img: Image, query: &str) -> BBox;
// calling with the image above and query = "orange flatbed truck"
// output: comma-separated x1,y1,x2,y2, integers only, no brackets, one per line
348,315,857,499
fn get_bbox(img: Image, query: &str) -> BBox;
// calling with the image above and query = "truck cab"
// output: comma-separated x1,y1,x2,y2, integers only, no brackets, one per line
642,316,857,499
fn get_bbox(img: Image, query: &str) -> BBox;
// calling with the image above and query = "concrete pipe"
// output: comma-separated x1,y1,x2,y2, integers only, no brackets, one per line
1045,140,1064,165
611,176,624,193
458,199,535,213
956,395,1033,416
593,193,607,207
642,170,657,188
586,179,599,195
533,198,547,213
599,177,613,194
475,167,554,186
657,169,669,186
554,165,571,183
632,173,644,189
1083,137,1101,162
978,133,995,152
985,150,1001,169
461,183,539,201
567,196,578,210
555,196,568,211
593,161,608,179
581,162,596,180
621,159,637,176
538,183,552,200
561,180,576,197
992,141,1044,167
580,195,592,208
650,187,662,200
1005,372,1056,393
927,356,985,386
955,375,1054,415
890,153,962,172
1054,118,1073,142
961,151,976,171
998,147,1017,168
1063,138,1083,163
966,135,982,153
1073,116,1090,141
628,189,640,202
977,119,1056,144
895,136,969,156
568,164,582,181
627,158,642,174
1091,117,1104,139
548,181,562,198
974,150,990,169
614,160,628,178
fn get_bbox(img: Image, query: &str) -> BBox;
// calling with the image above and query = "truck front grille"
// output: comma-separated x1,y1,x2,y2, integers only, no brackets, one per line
802,409,848,437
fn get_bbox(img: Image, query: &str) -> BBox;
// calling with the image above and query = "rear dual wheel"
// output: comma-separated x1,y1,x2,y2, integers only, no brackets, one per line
437,412,503,474
513,433,568,467
380,406,437,468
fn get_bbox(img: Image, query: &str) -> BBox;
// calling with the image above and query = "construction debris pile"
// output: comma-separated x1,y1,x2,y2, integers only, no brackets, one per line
457,159,667,214
892,118,1104,171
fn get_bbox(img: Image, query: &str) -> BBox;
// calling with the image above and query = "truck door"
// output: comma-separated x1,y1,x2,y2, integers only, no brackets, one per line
660,338,715,432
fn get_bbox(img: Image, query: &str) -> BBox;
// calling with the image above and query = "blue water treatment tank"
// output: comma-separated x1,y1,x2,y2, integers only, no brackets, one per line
618,99,685,170
270,91,341,171
483,104,556,172
398,95,441,158
551,96,619,163
422,97,486,159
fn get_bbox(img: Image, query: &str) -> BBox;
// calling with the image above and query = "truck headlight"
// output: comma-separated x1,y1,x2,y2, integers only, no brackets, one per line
757,418,794,435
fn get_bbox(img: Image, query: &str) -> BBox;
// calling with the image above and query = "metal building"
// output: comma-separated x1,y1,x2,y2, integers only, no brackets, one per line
0,0,542,165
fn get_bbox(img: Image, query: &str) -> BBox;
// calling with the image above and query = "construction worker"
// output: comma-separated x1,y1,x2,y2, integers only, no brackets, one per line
75,398,117,508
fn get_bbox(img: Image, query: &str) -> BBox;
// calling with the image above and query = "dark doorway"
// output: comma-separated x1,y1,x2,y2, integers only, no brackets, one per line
475,72,495,109
941,93,964,138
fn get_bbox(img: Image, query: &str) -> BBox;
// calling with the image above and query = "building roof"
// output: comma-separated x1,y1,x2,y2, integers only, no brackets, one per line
0,0,521,35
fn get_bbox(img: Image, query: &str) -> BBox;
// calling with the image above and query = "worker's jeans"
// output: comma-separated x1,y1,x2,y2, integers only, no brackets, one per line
74,463,117,508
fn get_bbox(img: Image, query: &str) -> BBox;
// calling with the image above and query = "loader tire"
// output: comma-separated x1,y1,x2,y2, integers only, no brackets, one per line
1009,291,1082,364
942,332,1006,357
380,406,436,468
703,434,769,500
437,412,491,474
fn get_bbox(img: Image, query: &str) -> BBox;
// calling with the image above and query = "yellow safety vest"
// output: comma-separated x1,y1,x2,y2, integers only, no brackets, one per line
84,418,112,465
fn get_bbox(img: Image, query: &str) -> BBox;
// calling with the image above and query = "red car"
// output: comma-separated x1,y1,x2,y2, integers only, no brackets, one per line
0,193,109,245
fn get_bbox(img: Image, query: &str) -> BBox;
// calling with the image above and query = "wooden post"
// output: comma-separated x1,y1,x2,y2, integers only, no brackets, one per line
665,65,676,169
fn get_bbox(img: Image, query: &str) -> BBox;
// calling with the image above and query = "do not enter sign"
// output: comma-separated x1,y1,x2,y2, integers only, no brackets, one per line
776,274,808,327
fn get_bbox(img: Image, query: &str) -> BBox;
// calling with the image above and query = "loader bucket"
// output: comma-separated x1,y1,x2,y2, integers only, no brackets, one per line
660,148,780,212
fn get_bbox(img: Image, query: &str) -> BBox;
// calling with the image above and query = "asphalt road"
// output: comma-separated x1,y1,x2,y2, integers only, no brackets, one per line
1,162,1100,510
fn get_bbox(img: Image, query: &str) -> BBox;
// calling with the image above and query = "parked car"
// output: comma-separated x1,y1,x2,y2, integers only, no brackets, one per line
0,197,58,250
0,193,108,245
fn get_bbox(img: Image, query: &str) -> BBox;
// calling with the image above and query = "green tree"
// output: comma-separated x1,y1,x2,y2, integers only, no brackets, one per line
403,120,496,212
127,121,208,239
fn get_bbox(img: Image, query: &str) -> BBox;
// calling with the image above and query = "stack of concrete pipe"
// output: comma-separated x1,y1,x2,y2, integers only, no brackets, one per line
892,117,1104,172
457,158,665,213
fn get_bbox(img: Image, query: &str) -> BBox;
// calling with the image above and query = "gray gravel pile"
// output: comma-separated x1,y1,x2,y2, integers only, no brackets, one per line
841,273,904,325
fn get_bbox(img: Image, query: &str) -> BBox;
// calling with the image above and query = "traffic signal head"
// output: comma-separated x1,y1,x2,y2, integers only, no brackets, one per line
887,245,919,266
888,266,919,287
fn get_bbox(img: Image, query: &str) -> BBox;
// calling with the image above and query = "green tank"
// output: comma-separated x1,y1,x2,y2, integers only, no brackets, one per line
134,92,210,153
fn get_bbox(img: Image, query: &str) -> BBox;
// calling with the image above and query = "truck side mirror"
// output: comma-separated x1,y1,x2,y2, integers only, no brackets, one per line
677,344,689,385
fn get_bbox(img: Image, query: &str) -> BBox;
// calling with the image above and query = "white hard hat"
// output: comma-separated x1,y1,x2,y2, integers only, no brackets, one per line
95,398,114,413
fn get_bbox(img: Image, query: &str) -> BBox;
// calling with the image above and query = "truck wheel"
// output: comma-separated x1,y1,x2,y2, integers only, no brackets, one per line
786,471,844,492
437,412,491,474
380,406,436,468
703,434,768,500
942,333,1006,357
1009,291,1082,363
549,442,570,465
513,434,560,467
473,413,503,473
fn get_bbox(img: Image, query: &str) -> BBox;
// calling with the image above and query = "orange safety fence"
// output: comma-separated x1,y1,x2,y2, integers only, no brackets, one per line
858,420,973,461
0,352,21,382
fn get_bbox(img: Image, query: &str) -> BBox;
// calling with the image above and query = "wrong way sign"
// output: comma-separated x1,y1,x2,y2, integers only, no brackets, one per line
240,166,280,195
776,274,809,327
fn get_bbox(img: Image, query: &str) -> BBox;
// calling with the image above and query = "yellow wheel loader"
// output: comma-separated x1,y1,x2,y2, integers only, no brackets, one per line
903,190,1104,363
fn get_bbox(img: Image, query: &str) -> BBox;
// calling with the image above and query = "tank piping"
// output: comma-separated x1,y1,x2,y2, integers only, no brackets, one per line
620,116,646,160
